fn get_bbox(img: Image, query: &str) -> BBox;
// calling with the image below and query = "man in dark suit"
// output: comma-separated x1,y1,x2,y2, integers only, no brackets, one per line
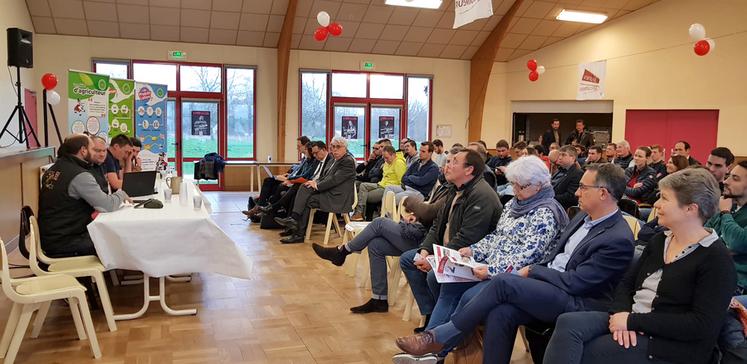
392,163,634,364
275,136,356,243
552,145,584,209
539,118,562,152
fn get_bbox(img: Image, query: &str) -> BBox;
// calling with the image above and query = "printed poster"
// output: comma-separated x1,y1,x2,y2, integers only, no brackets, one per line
576,60,607,100
454,0,493,29
378,116,395,139
134,82,168,162
68,70,110,137
191,110,211,136
341,116,358,139
108,78,135,138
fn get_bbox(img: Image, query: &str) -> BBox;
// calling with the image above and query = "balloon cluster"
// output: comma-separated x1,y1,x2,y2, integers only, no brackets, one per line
526,59,546,82
314,11,343,41
688,23,715,56
41,73,61,105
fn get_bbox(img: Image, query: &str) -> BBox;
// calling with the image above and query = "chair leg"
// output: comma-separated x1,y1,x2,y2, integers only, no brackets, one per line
68,298,87,340
4,304,36,364
75,294,102,359
304,209,316,243
30,301,51,339
109,270,120,286
0,303,21,358
322,213,335,246
93,272,118,332
331,215,343,239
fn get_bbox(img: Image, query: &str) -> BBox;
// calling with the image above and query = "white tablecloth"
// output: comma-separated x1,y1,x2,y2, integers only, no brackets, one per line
87,184,251,279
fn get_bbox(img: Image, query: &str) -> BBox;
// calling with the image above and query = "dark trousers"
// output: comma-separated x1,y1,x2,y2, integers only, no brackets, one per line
543,311,672,364
258,177,281,205
271,184,299,211
448,274,575,364
45,231,98,258
291,185,320,233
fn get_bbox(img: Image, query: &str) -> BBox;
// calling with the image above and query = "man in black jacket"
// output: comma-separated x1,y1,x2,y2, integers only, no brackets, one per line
399,149,502,331
565,119,594,148
674,140,700,166
356,140,385,184
540,119,562,152
613,140,633,170
649,144,667,179
552,146,584,209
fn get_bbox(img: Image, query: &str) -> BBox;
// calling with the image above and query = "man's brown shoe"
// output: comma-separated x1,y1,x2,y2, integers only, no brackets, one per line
395,331,443,356
350,213,364,221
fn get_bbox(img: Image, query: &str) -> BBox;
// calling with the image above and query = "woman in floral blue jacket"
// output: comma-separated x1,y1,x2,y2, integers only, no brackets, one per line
426,155,570,329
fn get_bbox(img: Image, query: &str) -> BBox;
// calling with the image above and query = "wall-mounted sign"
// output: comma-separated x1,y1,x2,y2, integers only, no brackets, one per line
168,50,187,60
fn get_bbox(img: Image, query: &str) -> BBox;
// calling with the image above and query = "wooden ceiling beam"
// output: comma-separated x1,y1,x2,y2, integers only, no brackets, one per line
467,0,524,142
276,0,298,162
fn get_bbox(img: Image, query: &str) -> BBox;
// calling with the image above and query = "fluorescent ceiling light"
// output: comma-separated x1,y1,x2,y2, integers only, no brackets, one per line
385,0,443,10
556,9,608,24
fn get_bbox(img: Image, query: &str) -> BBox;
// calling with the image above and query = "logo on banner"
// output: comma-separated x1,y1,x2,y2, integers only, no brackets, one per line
454,0,493,29
581,69,600,84
138,87,152,100
576,60,607,100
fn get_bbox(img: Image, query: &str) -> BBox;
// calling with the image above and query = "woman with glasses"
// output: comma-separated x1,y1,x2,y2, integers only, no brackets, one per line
544,168,736,364
425,156,570,330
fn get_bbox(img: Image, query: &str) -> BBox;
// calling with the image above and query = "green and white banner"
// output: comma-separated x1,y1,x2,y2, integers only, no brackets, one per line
107,78,135,138
68,70,110,137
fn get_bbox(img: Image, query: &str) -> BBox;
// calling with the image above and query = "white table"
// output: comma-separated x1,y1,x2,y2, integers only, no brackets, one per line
87,183,251,320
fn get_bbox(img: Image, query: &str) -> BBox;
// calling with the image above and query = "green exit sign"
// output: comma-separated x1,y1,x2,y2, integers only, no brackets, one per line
168,50,187,60
361,60,375,71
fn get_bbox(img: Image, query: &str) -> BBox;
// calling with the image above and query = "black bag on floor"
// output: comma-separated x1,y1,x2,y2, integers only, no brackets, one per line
259,208,287,229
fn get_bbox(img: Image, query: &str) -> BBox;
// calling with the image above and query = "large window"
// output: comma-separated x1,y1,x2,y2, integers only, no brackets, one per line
133,63,177,91
226,67,255,158
181,65,222,92
300,72,328,141
93,59,129,79
407,77,431,144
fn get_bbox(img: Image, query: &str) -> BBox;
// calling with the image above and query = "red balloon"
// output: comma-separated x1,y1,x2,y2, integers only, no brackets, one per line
694,39,710,56
41,73,58,90
528,71,539,82
314,27,329,41
328,22,343,37
527,59,538,71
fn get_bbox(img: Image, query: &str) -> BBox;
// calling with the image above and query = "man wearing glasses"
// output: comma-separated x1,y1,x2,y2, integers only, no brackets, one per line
275,137,356,244
356,140,386,185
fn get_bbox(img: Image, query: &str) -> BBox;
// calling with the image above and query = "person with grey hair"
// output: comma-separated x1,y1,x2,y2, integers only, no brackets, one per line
546,168,736,364
423,156,570,330
614,140,633,170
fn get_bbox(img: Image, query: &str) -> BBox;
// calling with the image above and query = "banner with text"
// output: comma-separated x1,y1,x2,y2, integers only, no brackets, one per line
576,60,607,100
68,70,110,138
454,0,493,29
134,82,168,157
108,78,135,138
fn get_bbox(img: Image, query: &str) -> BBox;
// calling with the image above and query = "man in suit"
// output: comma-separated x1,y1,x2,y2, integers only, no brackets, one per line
539,118,562,152
552,145,584,209
275,136,356,244
393,163,635,364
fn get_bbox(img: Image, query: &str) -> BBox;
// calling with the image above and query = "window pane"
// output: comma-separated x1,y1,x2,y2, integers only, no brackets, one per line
180,65,222,92
331,72,366,98
166,100,176,159
301,72,328,141
407,77,430,144
370,74,404,99
181,100,219,159
333,105,366,159
133,63,177,91
94,62,128,79
226,68,255,158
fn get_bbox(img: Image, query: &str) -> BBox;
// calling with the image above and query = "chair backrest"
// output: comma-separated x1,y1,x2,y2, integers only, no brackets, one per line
27,216,49,276
0,239,21,301
623,215,641,240
381,191,397,221
352,183,358,210
18,206,34,259
647,206,658,223
399,196,409,220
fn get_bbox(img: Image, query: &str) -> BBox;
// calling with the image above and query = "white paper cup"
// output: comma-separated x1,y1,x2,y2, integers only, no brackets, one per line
163,188,172,202
193,195,203,210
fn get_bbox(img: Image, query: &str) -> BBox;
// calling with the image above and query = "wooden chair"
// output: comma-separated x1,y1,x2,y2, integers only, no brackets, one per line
0,240,101,363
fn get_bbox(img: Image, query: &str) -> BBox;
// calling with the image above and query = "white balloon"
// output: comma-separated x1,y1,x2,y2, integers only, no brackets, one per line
688,23,706,41
317,11,330,27
536,65,546,75
706,37,715,51
47,90,61,105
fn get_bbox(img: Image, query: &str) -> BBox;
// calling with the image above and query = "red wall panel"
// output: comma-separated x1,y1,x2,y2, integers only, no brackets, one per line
625,110,718,163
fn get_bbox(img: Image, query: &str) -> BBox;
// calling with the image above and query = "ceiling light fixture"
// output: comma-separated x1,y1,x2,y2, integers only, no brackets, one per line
556,9,608,24
385,0,443,10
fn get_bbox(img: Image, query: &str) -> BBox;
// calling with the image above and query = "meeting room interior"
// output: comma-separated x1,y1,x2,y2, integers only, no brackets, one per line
1,0,746,363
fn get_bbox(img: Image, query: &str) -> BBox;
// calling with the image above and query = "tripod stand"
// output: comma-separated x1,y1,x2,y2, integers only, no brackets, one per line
0,66,40,148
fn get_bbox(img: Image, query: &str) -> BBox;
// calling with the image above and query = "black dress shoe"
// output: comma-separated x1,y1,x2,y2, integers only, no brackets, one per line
350,298,388,314
279,228,294,237
312,243,348,266
260,204,274,213
274,216,297,231
280,234,304,244
413,314,431,333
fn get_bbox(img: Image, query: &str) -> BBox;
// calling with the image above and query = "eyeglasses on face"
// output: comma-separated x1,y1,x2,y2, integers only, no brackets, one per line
578,183,607,192
330,144,343,149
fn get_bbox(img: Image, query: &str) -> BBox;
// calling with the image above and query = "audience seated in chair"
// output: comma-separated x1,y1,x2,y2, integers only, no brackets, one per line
392,163,634,364
613,140,634,170
351,145,406,221
274,137,356,244
623,146,658,205
551,146,584,210
467,142,498,191
706,146,734,193
385,141,439,204
673,139,700,166
544,168,735,364
356,140,386,185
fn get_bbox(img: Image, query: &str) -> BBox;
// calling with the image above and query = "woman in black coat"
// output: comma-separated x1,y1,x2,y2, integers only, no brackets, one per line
624,146,658,205
544,168,736,364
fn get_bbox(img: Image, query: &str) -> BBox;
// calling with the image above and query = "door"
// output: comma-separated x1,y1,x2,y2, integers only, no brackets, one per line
181,100,220,185
333,104,366,159
625,110,718,163
370,106,402,150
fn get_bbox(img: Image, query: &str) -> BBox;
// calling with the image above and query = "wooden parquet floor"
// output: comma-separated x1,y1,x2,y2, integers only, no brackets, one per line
0,192,533,364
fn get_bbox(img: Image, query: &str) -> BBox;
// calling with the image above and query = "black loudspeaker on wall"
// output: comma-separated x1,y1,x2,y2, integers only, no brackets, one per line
7,27,33,68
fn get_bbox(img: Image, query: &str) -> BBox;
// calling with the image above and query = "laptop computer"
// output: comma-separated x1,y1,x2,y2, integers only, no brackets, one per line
262,165,274,178
122,171,157,198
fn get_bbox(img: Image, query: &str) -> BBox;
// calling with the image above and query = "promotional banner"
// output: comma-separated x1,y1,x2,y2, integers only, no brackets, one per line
341,116,358,139
68,70,110,137
576,60,607,100
134,82,168,159
108,78,135,138
378,116,395,139
454,0,493,29
191,110,211,136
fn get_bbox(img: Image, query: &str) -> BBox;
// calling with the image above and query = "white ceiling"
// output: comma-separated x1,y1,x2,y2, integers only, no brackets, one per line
27,0,659,60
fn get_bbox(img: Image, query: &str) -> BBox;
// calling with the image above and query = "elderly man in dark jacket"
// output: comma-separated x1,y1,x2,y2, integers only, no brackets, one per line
399,149,503,332
275,136,356,244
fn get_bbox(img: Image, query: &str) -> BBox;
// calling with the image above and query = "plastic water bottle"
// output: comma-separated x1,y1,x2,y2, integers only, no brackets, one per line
267,155,272,163
179,181,188,205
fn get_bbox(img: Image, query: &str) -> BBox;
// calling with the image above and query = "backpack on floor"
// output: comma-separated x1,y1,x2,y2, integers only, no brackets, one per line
259,208,287,229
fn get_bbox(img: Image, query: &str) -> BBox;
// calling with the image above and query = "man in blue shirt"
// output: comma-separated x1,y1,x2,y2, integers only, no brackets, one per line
392,163,635,364
103,134,134,191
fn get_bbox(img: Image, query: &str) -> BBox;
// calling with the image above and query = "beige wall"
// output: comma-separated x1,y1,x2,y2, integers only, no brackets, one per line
0,0,36,150
487,0,747,155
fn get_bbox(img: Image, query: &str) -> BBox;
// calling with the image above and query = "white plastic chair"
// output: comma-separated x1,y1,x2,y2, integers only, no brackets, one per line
0,240,101,363
28,216,117,332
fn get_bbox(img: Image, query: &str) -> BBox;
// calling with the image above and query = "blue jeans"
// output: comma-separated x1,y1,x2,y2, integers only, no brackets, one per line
426,280,485,330
400,248,440,315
